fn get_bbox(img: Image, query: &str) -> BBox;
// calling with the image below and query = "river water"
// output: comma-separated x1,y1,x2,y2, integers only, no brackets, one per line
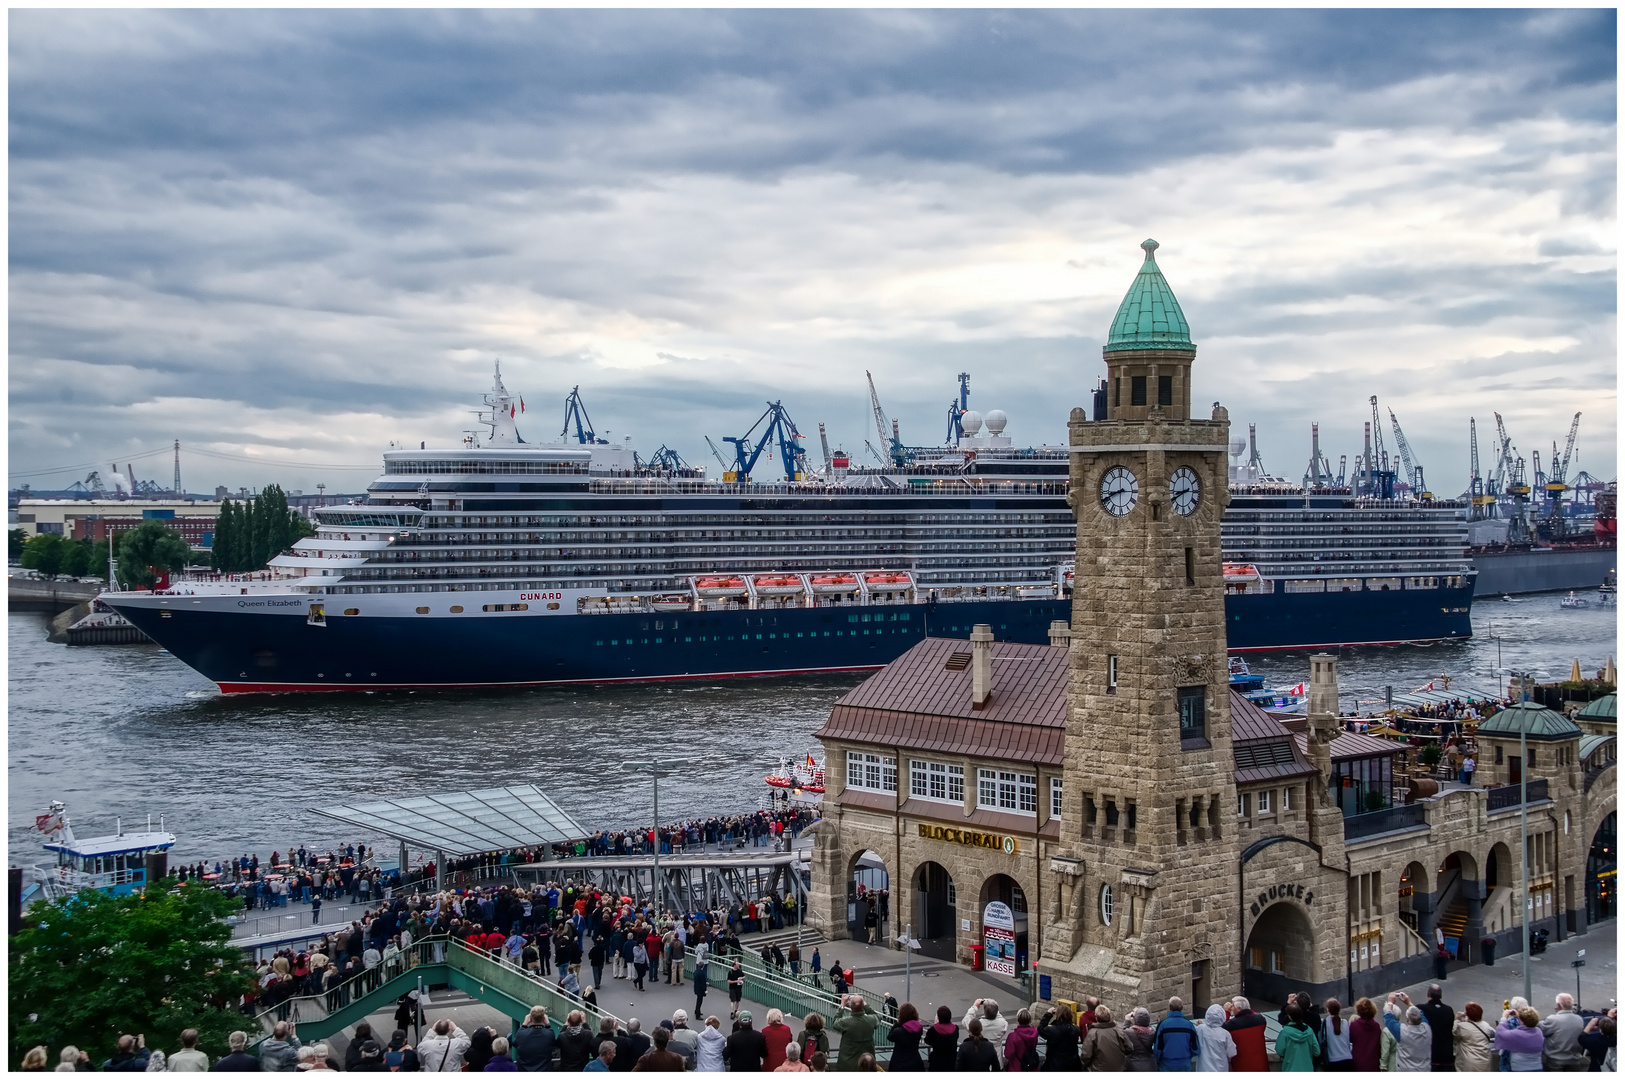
7,592,1616,864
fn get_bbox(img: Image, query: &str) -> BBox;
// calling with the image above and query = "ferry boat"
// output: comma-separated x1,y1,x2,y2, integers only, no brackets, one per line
24,802,176,903
99,368,1474,693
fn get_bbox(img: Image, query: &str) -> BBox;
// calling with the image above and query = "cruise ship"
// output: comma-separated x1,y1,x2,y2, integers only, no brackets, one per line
100,243,1475,692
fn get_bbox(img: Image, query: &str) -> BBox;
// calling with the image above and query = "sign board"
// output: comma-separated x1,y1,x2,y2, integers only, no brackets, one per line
983,900,1017,977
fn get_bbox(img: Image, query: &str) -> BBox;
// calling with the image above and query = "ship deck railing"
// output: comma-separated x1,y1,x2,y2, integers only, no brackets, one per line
586,478,1068,497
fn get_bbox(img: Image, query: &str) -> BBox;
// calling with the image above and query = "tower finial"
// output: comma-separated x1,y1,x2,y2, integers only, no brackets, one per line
1141,238,1159,260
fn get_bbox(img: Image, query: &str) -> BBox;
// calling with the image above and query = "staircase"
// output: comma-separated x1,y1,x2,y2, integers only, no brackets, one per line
1438,886,1492,961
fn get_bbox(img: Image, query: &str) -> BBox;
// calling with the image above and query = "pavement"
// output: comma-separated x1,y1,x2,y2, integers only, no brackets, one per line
1385,925,1616,1015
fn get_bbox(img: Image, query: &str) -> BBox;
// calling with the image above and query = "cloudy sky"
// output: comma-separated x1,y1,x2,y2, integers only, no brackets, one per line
9,9,1616,496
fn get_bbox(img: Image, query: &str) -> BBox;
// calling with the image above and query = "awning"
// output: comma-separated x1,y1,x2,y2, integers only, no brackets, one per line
309,785,589,857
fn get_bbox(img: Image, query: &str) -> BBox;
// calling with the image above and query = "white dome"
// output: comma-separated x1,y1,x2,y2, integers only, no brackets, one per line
984,409,1008,435
1229,440,1248,457
960,410,983,436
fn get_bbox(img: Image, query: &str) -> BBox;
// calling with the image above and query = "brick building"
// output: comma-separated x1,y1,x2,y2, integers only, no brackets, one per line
808,239,1616,1011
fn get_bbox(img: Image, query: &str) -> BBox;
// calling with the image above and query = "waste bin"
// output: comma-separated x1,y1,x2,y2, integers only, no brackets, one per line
970,944,985,971
1481,937,1496,966
1039,975,1053,1000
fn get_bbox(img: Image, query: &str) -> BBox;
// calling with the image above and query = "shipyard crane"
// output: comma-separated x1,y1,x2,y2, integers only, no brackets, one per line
865,371,907,465
561,386,606,445
1549,411,1581,496
1387,408,1429,499
635,445,693,473
703,436,731,474
721,401,808,483
946,372,971,443
864,439,886,464
1467,419,1496,519
817,422,833,471
1336,455,1347,488
1302,423,1333,488
1490,412,1514,498
1505,454,1533,544
1532,449,1546,493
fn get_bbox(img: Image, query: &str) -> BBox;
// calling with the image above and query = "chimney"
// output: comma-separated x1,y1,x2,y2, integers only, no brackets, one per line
1306,653,1339,800
1048,620,1072,648
970,624,994,708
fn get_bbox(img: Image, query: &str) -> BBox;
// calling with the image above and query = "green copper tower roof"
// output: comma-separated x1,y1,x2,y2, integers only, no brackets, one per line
1476,701,1581,741
1104,238,1195,354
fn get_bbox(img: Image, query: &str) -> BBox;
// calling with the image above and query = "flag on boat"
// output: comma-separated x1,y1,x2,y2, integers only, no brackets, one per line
520,397,525,413
1290,682,1304,696
35,810,62,835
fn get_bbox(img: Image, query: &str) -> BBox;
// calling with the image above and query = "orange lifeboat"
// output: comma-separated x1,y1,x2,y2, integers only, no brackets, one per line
651,593,691,611
753,575,806,595
864,571,912,587
694,576,748,597
809,573,860,594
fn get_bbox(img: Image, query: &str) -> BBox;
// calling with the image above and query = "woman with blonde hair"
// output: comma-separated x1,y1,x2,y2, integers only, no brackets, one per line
19,1046,48,1070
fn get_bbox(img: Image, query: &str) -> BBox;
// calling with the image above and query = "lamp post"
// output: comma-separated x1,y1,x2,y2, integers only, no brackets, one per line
627,762,687,917
1516,671,1532,1005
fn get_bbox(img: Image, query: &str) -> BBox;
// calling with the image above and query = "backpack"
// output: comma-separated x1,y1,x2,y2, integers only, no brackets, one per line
384,1048,405,1071
1016,1030,1041,1071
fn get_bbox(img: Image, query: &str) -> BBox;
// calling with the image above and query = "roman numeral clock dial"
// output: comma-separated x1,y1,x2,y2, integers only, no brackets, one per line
1170,466,1201,516
1099,465,1139,517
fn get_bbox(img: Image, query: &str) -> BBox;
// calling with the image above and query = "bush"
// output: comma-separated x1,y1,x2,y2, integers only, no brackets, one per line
1418,744,1443,769
1363,790,1390,813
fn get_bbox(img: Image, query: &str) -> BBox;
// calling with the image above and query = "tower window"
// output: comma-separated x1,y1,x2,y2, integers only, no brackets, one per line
1114,378,1121,407
1131,376,1147,406
1107,654,1118,694
1178,685,1207,742
1185,547,1195,585
1105,799,1120,827
1158,375,1173,406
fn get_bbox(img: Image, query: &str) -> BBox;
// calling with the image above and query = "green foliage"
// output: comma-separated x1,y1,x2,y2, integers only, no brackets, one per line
9,878,251,1068
1418,743,1444,769
1363,789,1390,812
9,527,28,559
20,533,66,577
211,487,307,573
115,522,192,590
61,539,92,579
89,539,114,583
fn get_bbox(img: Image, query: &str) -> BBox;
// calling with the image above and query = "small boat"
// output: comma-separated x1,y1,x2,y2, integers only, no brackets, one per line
863,571,913,588
752,575,806,595
1223,563,1264,594
1561,591,1590,609
694,576,748,597
809,573,860,594
765,753,826,796
25,802,177,903
1228,656,1266,693
650,593,692,612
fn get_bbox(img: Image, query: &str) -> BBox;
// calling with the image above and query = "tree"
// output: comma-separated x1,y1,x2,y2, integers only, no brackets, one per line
9,527,28,560
210,500,236,572
60,538,91,579
115,522,191,589
9,878,251,1068
20,533,66,578
89,538,114,583
212,489,309,573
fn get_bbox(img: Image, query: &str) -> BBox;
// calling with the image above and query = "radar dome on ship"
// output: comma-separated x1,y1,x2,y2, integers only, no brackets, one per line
961,411,983,436
984,409,1008,435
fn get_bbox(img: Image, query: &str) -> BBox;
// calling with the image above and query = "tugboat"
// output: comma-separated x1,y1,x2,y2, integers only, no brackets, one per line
23,802,177,904
1561,591,1590,609
765,753,826,807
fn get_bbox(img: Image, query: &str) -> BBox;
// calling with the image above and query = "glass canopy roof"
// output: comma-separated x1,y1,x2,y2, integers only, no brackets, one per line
310,784,588,857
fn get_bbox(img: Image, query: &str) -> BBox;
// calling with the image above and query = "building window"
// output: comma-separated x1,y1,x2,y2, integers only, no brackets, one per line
1100,884,1114,925
1178,686,1206,740
1283,786,1293,812
1114,378,1121,407
1238,792,1251,818
1131,376,1147,406
1107,655,1118,694
1158,375,1173,407
847,752,896,793
910,760,965,804
1257,790,1271,814
978,769,1037,815
1051,777,1063,820
1185,547,1195,586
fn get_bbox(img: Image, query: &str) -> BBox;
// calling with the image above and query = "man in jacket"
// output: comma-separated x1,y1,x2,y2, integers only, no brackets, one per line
166,1029,209,1073
557,1012,597,1072
259,1023,301,1072
833,997,883,1071
1223,997,1270,1072
1152,997,1199,1071
668,1009,700,1065
1079,1005,1131,1071
214,1031,261,1072
614,1019,651,1072
726,1010,769,1071
1539,993,1590,1071
418,1019,473,1072
1418,984,1457,1070
513,1007,557,1072
632,1026,687,1072
103,1035,152,1072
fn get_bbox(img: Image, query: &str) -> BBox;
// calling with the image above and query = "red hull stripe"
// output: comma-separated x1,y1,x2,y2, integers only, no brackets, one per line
216,664,887,695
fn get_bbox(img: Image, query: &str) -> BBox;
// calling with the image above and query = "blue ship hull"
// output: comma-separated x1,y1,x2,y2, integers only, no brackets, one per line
112,583,1473,692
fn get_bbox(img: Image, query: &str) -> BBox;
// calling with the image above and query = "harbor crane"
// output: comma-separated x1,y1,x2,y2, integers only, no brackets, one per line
635,445,693,473
1490,412,1515,498
1387,408,1429,499
721,401,808,483
1336,455,1347,488
1359,396,1398,499
1302,423,1333,488
703,436,731,474
1548,411,1581,498
946,373,971,443
866,371,908,465
818,422,833,471
562,387,606,445
1467,419,1496,519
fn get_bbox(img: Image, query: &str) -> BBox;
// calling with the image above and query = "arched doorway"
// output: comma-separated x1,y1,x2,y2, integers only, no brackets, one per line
1588,812,1616,924
1243,901,1317,1005
847,850,889,941
979,874,1030,978
1398,861,1428,936
914,861,957,961
1435,851,1479,961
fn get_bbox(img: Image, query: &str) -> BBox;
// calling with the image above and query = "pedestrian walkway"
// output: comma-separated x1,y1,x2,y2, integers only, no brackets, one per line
1385,923,1615,1014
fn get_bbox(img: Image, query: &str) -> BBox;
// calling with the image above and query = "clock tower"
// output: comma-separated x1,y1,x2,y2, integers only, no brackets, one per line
1043,239,1240,1010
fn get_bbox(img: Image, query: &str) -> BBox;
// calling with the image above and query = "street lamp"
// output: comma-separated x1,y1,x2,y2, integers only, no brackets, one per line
626,761,693,917
1514,671,1532,1005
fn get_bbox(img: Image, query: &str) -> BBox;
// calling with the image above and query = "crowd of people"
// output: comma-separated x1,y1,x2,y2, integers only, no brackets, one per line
27,986,1616,1071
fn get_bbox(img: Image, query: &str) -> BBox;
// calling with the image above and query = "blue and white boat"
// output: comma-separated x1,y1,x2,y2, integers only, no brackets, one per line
25,802,177,903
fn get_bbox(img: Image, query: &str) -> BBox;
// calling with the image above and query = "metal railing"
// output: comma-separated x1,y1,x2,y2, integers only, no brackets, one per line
681,942,892,1050
1585,759,1614,793
1487,778,1550,812
1343,803,1426,841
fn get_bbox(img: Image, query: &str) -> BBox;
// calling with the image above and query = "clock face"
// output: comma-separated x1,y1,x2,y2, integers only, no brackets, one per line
1170,466,1202,516
1100,466,1140,517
